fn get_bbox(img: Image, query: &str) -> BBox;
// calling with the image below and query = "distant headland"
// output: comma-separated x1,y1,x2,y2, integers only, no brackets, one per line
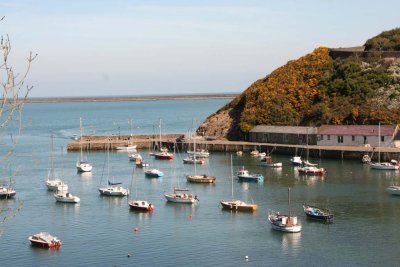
22,93,238,103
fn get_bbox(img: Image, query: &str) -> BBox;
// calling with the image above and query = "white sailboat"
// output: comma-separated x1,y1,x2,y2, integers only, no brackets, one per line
54,146,79,203
46,135,68,191
76,117,93,172
268,188,302,233
116,119,137,151
54,190,80,203
370,123,399,170
98,146,129,196
220,155,257,211
165,146,198,203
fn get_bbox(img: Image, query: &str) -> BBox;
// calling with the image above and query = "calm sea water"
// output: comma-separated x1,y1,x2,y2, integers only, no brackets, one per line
1,99,400,267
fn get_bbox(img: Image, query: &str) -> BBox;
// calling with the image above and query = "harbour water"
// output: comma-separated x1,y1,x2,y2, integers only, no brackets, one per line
1,99,400,266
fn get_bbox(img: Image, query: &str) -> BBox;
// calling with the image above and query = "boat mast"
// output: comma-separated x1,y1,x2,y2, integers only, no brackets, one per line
129,118,133,145
194,138,197,175
288,187,291,216
230,155,234,201
79,117,83,160
50,133,55,179
378,122,381,163
159,118,162,151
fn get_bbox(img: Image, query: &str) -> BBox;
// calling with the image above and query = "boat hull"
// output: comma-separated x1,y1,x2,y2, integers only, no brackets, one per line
0,190,16,198
76,162,92,172
115,145,137,151
154,153,174,160
298,167,326,175
386,186,400,195
370,162,399,170
238,175,264,182
98,187,129,196
28,233,62,249
268,214,302,233
144,169,163,178
186,175,215,183
54,193,80,203
129,200,154,211
165,193,197,203
303,204,334,223
220,201,257,212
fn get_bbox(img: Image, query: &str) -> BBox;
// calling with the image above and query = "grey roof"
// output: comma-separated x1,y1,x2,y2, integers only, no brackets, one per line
250,125,318,134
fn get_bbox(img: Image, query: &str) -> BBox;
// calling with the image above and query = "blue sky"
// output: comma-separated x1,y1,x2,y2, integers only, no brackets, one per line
1,0,399,97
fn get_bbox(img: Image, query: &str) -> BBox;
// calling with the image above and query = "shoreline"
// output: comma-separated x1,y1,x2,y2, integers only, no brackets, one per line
21,93,238,103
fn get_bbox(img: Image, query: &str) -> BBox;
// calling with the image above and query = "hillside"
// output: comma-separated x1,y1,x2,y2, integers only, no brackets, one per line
198,28,400,140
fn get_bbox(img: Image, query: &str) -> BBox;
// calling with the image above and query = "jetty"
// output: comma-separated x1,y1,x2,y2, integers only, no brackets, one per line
67,134,400,161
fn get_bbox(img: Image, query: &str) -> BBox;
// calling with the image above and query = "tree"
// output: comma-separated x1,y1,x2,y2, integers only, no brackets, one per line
0,16,36,236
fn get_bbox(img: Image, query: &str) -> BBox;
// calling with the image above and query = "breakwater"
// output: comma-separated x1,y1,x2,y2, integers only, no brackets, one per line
67,134,400,161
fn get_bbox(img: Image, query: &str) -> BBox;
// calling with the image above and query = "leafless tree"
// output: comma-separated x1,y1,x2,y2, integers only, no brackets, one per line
0,16,36,235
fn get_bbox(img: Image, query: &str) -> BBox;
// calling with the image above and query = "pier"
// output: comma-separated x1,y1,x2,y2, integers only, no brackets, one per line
67,134,400,161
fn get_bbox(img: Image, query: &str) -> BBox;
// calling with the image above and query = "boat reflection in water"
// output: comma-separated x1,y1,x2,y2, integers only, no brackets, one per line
281,232,301,255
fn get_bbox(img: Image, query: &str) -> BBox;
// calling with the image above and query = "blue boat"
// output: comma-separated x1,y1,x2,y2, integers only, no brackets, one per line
237,167,264,182
303,204,334,223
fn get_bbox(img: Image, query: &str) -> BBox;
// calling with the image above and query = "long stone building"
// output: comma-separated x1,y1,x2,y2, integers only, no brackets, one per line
249,125,400,148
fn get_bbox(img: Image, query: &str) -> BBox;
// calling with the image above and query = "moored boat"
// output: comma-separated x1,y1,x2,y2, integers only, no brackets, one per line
268,211,302,233
302,204,334,223
237,166,264,182
386,185,400,196
0,185,16,198
362,154,371,163
186,174,216,183
54,190,80,203
116,144,137,151
46,180,68,191
261,156,282,167
221,156,258,212
220,200,257,212
144,168,164,178
187,149,210,158
128,200,154,211
76,118,93,173
28,232,62,248
98,186,130,196
250,150,259,156
164,187,198,203
154,148,174,160
290,156,302,166
370,162,399,170
183,156,205,165
268,188,302,233
297,166,326,175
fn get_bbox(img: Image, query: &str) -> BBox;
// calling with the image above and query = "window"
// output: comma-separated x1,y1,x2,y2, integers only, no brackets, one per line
320,135,324,141
327,135,331,141
364,136,367,144
338,136,343,143
352,136,355,141
381,136,384,142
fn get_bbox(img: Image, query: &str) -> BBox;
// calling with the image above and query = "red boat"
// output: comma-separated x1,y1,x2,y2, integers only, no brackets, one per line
154,150,174,160
28,232,62,248
298,166,326,175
